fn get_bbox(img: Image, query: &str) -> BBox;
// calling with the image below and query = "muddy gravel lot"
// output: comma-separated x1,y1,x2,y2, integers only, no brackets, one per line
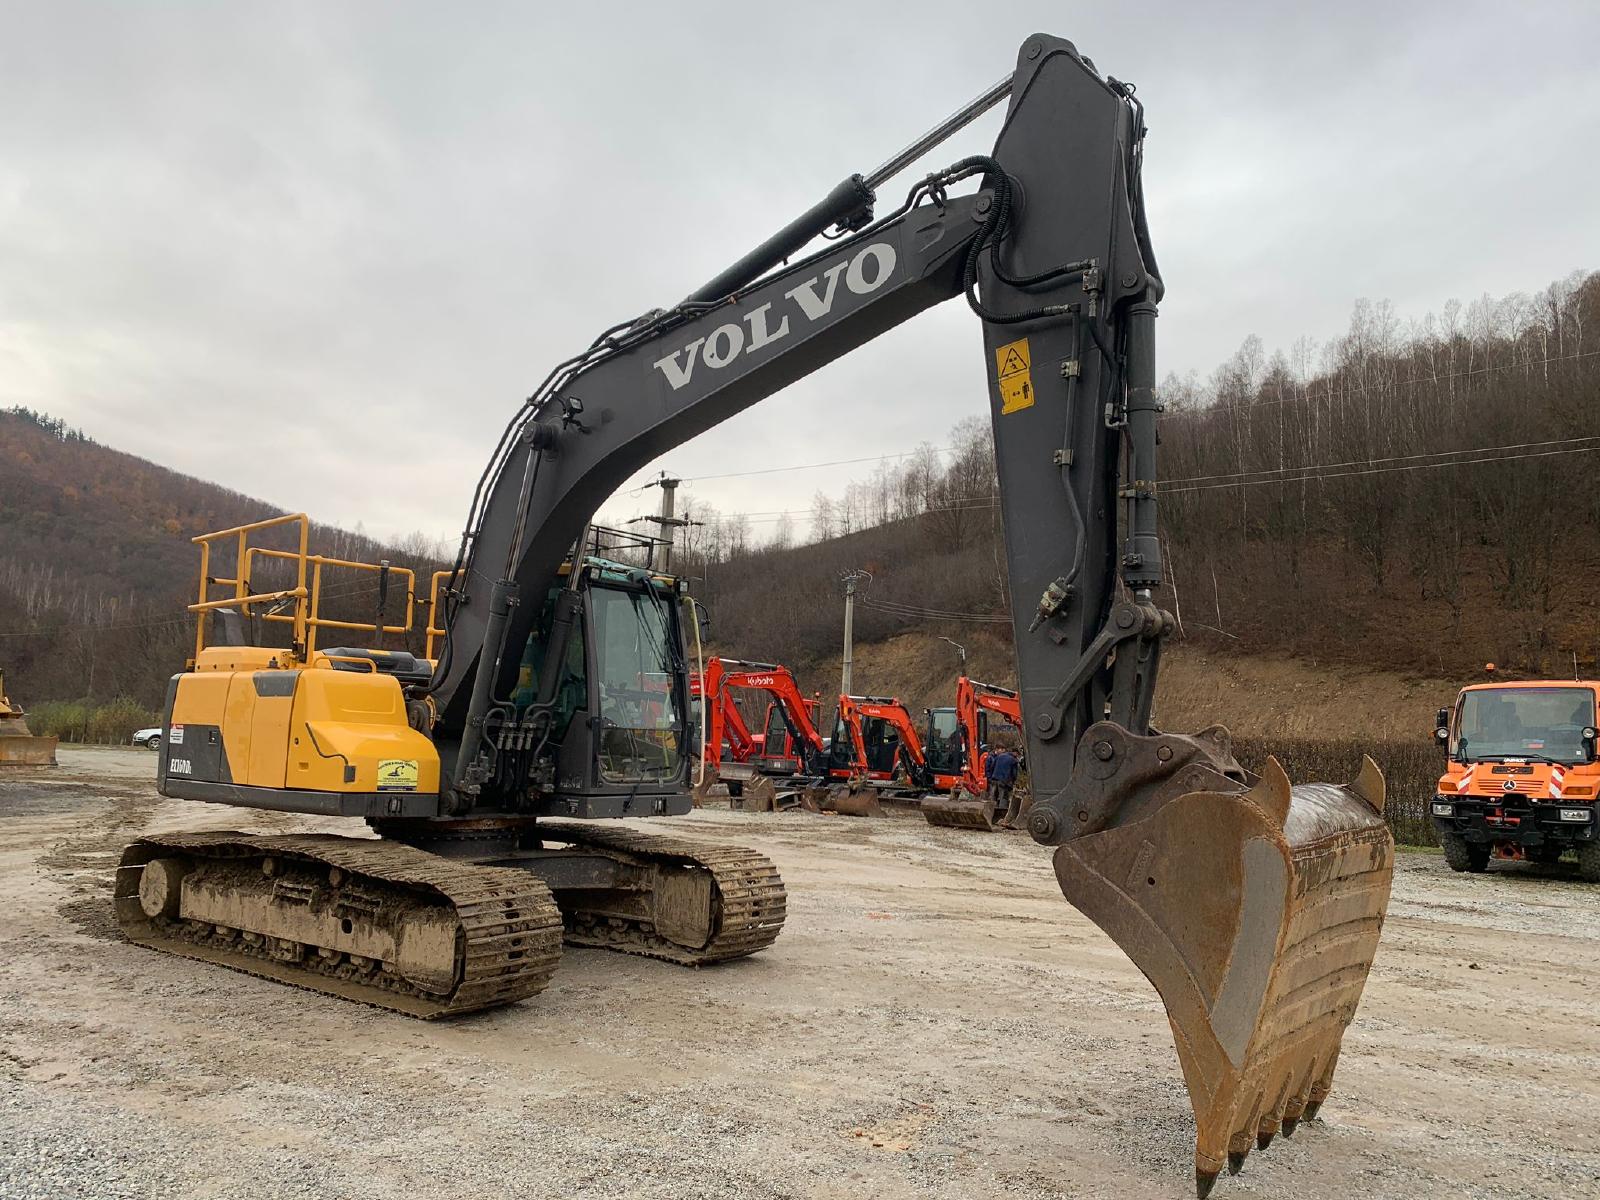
2,747,1597,1200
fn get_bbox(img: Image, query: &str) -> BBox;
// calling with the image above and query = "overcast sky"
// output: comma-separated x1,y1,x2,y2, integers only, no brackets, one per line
4,2,1598,543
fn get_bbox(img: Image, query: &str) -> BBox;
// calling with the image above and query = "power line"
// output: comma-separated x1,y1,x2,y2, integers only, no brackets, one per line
0,579,396,640
627,444,961,491
858,598,1011,624
1167,442,1600,493
1163,347,1600,421
1165,434,1600,486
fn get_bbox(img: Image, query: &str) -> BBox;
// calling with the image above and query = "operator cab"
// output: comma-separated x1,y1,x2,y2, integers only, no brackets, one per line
511,559,692,815
924,706,966,775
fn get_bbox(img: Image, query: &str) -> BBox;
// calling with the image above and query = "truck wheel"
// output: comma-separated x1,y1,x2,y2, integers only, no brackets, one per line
1440,831,1490,873
1577,840,1600,884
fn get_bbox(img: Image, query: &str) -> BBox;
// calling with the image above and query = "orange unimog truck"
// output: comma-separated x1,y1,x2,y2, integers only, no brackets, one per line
1433,678,1600,880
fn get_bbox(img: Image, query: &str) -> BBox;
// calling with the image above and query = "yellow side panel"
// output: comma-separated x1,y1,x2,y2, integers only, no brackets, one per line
246,691,294,788
287,670,439,794
171,672,232,726
222,675,258,780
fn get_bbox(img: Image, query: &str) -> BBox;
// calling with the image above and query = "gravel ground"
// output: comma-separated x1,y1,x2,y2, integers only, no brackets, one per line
1,746,1597,1200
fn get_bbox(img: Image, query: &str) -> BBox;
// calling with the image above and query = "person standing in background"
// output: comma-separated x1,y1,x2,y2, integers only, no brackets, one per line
990,742,1021,829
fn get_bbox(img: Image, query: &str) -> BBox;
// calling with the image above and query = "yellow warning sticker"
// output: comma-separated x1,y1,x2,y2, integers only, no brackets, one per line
376,759,419,791
995,337,1034,414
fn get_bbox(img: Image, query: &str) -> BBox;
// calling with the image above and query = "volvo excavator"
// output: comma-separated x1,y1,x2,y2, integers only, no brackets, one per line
114,35,1394,1194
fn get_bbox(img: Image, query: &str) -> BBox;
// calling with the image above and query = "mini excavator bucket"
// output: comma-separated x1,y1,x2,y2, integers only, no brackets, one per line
920,787,996,831
735,774,780,813
1032,725,1393,1197
815,778,886,818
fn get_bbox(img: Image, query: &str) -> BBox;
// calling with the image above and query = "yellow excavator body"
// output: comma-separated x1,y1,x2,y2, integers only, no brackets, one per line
162,648,440,801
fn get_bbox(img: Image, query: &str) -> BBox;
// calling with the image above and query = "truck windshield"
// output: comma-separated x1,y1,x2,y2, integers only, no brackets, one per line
1457,687,1595,763
590,583,683,783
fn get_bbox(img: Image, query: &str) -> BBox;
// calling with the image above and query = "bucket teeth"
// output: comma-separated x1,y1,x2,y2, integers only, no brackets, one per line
1243,755,1294,826
1196,1168,1220,1199
1348,754,1386,814
1051,750,1394,1186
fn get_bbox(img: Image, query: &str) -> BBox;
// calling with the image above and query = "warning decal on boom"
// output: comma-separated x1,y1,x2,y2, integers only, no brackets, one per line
995,338,1034,414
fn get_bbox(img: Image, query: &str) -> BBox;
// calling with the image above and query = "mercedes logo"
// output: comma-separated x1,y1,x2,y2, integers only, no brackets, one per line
1502,780,1516,792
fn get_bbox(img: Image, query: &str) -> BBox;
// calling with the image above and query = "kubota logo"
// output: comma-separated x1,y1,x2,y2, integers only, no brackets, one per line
652,242,898,391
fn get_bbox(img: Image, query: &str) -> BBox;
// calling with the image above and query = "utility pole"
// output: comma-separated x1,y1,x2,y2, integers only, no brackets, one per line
630,474,698,572
840,569,872,697
656,476,678,571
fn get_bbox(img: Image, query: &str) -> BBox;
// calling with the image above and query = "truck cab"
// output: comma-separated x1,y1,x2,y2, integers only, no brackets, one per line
1433,680,1600,879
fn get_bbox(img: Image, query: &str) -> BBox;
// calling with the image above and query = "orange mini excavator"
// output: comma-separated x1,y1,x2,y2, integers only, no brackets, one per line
921,675,1024,830
693,658,827,809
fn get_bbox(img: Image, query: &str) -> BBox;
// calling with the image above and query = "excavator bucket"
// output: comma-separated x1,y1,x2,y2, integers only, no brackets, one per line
819,780,886,818
690,768,727,808
736,775,779,813
1050,746,1393,1195
920,787,996,831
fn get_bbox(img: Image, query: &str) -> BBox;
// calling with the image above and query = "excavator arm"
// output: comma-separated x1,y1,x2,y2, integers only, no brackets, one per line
958,676,1022,791
715,661,828,761
420,34,1393,1194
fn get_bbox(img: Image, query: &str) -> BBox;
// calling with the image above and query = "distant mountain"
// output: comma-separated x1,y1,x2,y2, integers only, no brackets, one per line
0,407,440,705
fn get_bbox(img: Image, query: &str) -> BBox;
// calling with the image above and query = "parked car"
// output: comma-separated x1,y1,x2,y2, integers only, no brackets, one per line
131,727,162,750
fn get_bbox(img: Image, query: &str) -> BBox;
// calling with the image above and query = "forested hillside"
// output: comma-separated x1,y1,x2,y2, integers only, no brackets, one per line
681,270,1600,684
2,270,1595,722
0,408,443,707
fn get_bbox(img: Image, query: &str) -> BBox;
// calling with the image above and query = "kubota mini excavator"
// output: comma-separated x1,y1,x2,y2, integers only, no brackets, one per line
921,675,1023,830
115,35,1393,1193
755,692,825,777
827,693,930,784
692,658,825,809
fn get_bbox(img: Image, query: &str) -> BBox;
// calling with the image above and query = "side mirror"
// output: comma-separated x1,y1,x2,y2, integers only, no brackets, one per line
1435,708,1450,729
696,605,712,641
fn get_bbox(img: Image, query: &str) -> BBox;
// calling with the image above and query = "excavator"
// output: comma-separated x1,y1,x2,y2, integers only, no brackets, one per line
754,691,825,777
827,693,929,783
691,657,826,809
920,674,1024,830
113,35,1394,1194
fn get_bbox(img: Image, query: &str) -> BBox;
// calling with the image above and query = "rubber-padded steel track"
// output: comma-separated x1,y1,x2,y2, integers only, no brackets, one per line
540,823,786,964
115,832,563,1018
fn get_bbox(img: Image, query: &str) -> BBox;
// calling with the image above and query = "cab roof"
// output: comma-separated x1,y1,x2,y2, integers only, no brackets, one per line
1460,680,1600,694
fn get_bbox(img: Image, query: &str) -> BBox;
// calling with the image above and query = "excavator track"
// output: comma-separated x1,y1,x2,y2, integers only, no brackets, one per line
539,823,786,965
115,832,563,1018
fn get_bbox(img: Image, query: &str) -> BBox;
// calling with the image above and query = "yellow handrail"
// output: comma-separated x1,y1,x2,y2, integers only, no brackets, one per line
191,513,309,660
424,570,455,661
243,547,416,655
